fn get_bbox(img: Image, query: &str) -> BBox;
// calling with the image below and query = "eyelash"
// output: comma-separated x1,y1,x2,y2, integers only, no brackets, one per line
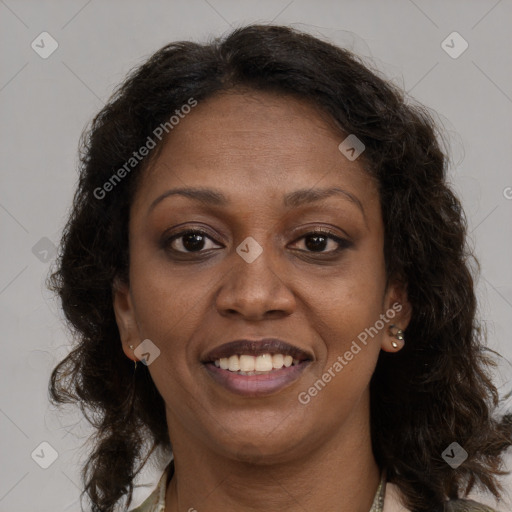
163,228,351,256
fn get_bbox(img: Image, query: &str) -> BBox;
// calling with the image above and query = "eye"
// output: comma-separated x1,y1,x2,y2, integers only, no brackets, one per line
163,228,351,256
289,229,351,254
165,229,223,253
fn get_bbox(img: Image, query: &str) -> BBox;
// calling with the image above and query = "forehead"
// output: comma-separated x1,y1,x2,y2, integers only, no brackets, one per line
133,90,379,213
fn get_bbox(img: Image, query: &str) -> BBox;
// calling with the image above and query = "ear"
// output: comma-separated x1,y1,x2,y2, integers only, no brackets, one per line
113,277,140,362
381,278,412,353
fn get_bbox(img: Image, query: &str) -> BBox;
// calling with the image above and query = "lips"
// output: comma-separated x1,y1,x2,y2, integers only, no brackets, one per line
201,338,313,397
202,338,313,363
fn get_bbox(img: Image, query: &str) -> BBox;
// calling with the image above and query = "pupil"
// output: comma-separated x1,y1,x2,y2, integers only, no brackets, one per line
183,233,205,251
305,235,327,251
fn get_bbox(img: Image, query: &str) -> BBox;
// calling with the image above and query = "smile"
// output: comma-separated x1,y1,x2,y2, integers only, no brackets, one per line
214,353,300,374
202,338,313,396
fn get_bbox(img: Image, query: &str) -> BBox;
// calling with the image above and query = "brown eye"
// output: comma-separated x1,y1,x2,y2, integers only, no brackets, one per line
290,230,351,254
166,230,222,253
304,233,332,252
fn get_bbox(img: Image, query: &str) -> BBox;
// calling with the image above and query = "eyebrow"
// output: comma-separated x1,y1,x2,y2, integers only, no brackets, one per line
148,185,366,220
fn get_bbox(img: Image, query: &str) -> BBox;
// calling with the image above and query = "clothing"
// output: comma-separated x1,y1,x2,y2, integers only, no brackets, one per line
129,460,499,512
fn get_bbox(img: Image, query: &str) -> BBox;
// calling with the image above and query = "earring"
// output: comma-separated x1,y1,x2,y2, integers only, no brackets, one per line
388,324,404,349
128,345,137,370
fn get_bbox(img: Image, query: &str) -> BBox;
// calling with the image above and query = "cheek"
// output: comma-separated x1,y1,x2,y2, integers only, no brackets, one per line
127,242,204,359
300,295,383,424
302,237,387,384
310,242,387,333
127,257,206,405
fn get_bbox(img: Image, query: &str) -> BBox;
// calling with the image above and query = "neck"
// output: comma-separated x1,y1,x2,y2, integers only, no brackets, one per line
164,402,380,512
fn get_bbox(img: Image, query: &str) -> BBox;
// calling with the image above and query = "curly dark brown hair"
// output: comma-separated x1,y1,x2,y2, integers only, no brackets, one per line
49,24,512,512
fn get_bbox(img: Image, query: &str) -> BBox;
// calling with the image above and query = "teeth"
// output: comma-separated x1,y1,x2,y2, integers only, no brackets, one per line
228,355,240,372
255,354,273,371
239,354,255,372
272,354,284,369
213,353,302,373
239,370,280,376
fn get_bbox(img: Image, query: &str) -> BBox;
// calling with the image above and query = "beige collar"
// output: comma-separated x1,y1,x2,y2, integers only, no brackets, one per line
382,482,411,512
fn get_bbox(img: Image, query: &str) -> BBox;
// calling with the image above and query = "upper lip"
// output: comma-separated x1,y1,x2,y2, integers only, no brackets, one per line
202,338,314,363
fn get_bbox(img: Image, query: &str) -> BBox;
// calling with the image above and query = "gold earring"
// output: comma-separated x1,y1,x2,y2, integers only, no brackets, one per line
389,324,404,349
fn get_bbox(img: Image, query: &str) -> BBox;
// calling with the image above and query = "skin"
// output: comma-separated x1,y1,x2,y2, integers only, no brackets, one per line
114,89,411,512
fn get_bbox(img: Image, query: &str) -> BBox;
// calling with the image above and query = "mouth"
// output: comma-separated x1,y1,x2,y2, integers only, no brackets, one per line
201,338,313,397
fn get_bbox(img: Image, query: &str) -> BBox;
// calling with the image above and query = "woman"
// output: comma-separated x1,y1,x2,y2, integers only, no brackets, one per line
49,24,511,512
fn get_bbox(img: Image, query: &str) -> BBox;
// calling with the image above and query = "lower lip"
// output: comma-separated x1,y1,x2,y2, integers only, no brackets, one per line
203,361,311,397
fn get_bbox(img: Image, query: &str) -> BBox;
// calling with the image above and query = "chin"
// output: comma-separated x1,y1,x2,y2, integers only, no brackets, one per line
209,422,308,464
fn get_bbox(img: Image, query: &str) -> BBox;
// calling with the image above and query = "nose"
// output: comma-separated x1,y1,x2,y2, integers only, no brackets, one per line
214,242,296,321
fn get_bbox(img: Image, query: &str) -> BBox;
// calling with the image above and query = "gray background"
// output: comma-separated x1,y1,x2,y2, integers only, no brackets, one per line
1,0,511,511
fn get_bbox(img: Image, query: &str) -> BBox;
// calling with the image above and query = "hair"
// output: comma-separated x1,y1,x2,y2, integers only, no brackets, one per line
49,24,512,512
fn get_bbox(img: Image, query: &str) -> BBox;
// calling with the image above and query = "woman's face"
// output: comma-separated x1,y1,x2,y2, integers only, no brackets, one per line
114,90,410,461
